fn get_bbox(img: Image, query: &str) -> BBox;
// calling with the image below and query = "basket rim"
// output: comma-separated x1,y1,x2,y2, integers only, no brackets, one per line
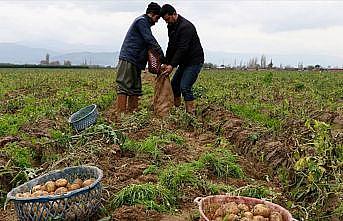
7,165,103,202
194,195,293,221
68,104,97,124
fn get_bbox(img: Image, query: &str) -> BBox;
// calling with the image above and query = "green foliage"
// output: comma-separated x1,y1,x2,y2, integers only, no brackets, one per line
233,185,273,199
2,143,33,168
143,165,159,175
158,163,203,193
205,182,234,195
290,119,343,216
121,132,183,160
197,148,244,178
111,183,176,212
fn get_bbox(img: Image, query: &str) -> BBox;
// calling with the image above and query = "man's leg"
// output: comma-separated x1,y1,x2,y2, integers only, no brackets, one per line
180,64,203,114
127,67,142,113
116,93,127,113
171,66,184,107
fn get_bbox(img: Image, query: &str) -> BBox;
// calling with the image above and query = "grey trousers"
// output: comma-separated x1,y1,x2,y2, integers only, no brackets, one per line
116,59,142,96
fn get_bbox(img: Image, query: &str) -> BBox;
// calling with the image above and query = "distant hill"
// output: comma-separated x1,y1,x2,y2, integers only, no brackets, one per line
52,52,118,66
0,42,342,67
0,43,57,64
0,43,118,66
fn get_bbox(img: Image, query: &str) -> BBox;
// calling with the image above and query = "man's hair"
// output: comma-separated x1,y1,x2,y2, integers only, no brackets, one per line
160,4,176,17
146,2,161,15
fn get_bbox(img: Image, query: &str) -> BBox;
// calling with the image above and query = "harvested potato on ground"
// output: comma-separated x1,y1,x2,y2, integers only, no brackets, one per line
55,178,68,187
223,213,239,221
238,203,250,212
68,183,81,191
45,181,56,193
270,211,283,221
253,215,269,221
224,202,239,215
253,204,271,218
82,178,95,187
54,187,68,195
241,218,252,221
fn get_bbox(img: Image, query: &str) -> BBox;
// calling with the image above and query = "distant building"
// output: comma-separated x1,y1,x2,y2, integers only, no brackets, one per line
40,53,50,65
64,60,71,66
50,61,60,65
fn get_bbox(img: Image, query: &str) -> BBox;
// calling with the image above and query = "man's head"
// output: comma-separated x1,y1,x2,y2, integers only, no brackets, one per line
160,4,178,24
146,2,161,24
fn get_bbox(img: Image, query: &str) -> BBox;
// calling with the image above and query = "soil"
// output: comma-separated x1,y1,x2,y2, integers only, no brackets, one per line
2,75,338,221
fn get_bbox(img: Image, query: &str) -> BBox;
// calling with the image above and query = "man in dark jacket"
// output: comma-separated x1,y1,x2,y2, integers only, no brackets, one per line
160,4,204,114
115,2,164,114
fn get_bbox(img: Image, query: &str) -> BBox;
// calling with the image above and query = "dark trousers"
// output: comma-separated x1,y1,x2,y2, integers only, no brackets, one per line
171,64,203,101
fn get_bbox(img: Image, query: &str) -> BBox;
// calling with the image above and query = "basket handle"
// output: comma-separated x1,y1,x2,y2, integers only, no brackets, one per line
3,198,9,210
194,197,202,206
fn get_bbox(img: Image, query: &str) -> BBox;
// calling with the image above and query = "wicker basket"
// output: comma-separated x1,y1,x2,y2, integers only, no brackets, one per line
68,104,98,131
194,195,295,221
148,49,161,75
7,166,103,221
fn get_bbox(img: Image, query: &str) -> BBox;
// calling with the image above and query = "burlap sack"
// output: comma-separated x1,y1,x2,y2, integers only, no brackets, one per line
153,74,174,117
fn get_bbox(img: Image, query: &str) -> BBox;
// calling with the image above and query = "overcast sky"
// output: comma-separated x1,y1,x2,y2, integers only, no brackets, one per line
1,0,343,61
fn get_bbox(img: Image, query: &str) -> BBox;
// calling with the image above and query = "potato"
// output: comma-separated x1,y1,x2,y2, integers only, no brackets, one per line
22,192,32,198
224,202,239,215
270,211,283,221
73,178,83,186
15,193,24,198
82,178,95,187
223,213,239,221
32,184,44,192
68,183,81,191
215,206,226,218
45,181,56,192
253,204,271,217
243,211,254,219
238,203,250,212
54,187,68,195
241,218,252,221
55,178,68,187
253,215,269,221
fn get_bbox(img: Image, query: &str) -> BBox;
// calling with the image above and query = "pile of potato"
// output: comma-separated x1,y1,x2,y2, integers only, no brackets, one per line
211,202,284,221
15,178,96,198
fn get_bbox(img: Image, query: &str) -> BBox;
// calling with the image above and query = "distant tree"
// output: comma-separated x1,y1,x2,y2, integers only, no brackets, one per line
307,65,314,70
260,55,267,69
203,62,216,69
268,59,273,69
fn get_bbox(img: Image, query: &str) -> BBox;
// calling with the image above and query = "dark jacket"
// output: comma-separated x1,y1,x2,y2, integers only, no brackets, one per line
119,14,163,70
166,15,204,67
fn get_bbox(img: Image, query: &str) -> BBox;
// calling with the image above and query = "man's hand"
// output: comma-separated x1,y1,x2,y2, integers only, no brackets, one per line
162,65,173,76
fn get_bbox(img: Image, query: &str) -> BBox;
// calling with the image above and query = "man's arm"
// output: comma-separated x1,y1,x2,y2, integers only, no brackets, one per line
136,19,164,59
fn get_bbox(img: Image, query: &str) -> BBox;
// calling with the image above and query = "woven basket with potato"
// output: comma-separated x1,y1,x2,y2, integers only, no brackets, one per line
194,195,295,221
6,166,102,221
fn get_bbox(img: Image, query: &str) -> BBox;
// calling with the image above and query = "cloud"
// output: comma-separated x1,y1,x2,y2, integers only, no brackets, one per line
0,0,342,59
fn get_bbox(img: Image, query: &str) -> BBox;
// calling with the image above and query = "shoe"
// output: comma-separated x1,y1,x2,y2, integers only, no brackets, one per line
185,100,195,115
174,96,181,107
128,95,139,113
